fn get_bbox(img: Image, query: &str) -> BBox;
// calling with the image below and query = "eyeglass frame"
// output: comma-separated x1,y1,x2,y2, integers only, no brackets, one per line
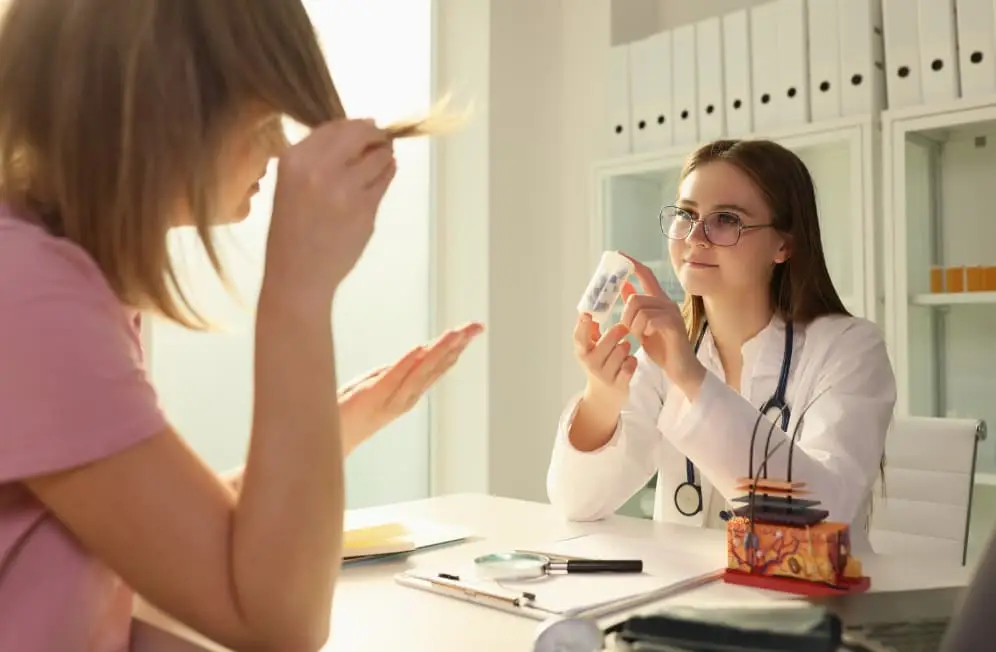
658,204,776,247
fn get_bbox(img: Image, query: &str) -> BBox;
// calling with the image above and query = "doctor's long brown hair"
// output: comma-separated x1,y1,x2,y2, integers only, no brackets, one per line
0,0,451,327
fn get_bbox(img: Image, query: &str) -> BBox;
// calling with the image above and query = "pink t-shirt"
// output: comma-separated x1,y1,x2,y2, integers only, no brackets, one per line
0,211,167,651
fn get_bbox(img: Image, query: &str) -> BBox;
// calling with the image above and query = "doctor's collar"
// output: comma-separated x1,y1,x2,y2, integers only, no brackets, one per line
700,313,787,359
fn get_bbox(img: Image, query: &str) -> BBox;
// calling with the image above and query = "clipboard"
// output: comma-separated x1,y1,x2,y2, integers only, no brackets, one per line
393,568,724,622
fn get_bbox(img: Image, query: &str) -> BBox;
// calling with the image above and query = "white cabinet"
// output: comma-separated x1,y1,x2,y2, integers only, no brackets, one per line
883,97,996,483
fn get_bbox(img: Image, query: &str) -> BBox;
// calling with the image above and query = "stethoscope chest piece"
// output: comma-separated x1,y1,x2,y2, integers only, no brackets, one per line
673,481,703,517
533,616,602,652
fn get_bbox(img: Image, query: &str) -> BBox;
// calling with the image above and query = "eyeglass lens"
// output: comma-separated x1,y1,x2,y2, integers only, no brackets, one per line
660,206,743,246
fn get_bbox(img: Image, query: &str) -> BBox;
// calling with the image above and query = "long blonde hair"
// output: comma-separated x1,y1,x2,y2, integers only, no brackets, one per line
0,0,453,327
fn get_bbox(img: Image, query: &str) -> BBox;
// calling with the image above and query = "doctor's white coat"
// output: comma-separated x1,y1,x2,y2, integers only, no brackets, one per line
546,314,897,552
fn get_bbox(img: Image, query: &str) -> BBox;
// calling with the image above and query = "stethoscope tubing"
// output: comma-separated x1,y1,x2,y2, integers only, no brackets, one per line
675,321,794,517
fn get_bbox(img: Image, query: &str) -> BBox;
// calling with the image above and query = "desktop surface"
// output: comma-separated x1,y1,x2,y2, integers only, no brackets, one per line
133,493,975,652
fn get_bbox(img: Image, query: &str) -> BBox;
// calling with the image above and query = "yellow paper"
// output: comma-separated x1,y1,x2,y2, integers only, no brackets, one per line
343,522,414,558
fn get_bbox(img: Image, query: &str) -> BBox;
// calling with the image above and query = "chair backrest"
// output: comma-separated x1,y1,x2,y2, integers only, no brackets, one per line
869,416,987,565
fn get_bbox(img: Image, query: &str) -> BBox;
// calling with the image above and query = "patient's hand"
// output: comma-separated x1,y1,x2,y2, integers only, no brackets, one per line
338,322,483,452
217,323,482,495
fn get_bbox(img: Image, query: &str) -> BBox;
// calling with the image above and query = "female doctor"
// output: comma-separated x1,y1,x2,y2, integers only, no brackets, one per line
547,139,896,551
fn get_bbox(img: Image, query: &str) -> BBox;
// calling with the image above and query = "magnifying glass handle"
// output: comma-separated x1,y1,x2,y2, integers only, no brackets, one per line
549,559,643,574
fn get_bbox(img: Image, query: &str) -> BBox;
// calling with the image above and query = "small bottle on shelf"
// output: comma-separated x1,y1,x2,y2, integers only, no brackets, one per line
930,266,944,293
985,266,996,292
967,266,986,292
945,266,966,293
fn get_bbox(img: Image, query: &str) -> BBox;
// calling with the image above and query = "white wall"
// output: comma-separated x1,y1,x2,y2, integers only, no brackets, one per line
147,0,434,509
428,0,785,504
430,0,613,502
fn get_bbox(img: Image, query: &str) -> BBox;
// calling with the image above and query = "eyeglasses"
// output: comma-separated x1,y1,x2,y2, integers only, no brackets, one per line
659,205,775,247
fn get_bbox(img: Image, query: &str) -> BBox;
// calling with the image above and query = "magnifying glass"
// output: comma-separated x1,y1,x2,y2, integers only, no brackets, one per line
473,552,643,581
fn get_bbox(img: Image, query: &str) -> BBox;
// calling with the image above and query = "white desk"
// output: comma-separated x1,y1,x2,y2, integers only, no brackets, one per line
133,493,975,651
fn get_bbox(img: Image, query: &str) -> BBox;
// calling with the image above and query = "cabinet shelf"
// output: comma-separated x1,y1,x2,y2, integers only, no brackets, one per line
911,292,996,306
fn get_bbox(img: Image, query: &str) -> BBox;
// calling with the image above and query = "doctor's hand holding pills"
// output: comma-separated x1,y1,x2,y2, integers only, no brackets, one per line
619,257,706,396
573,316,636,413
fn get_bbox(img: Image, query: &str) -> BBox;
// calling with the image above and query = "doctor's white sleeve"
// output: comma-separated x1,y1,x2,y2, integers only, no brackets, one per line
663,319,896,526
546,349,666,521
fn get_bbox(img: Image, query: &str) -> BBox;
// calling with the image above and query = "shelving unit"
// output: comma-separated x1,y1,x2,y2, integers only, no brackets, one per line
883,94,996,483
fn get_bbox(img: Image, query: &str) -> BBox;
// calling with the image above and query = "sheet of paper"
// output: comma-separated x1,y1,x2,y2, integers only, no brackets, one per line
545,533,724,580
516,534,722,612
406,533,723,614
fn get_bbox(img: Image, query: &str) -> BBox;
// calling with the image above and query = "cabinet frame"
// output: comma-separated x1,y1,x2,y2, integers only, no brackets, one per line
883,96,996,485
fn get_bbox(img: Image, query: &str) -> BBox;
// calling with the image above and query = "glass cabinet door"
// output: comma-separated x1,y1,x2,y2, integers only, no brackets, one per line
790,131,866,317
598,162,685,306
890,112,996,479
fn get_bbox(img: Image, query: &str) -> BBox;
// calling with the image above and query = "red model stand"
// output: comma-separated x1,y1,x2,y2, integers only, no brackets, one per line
723,568,871,597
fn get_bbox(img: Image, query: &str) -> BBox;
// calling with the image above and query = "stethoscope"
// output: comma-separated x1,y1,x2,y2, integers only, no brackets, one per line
672,320,795,518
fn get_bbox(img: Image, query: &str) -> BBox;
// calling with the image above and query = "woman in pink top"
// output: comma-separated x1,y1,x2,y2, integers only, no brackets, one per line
0,1,481,650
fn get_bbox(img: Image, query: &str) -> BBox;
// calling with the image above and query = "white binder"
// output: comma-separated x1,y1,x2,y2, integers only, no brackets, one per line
722,9,754,137
775,0,811,127
696,17,726,141
750,2,781,132
882,0,924,109
808,0,843,121
917,0,961,103
606,44,633,157
955,0,996,99
837,0,887,116
628,32,674,153
671,24,699,145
